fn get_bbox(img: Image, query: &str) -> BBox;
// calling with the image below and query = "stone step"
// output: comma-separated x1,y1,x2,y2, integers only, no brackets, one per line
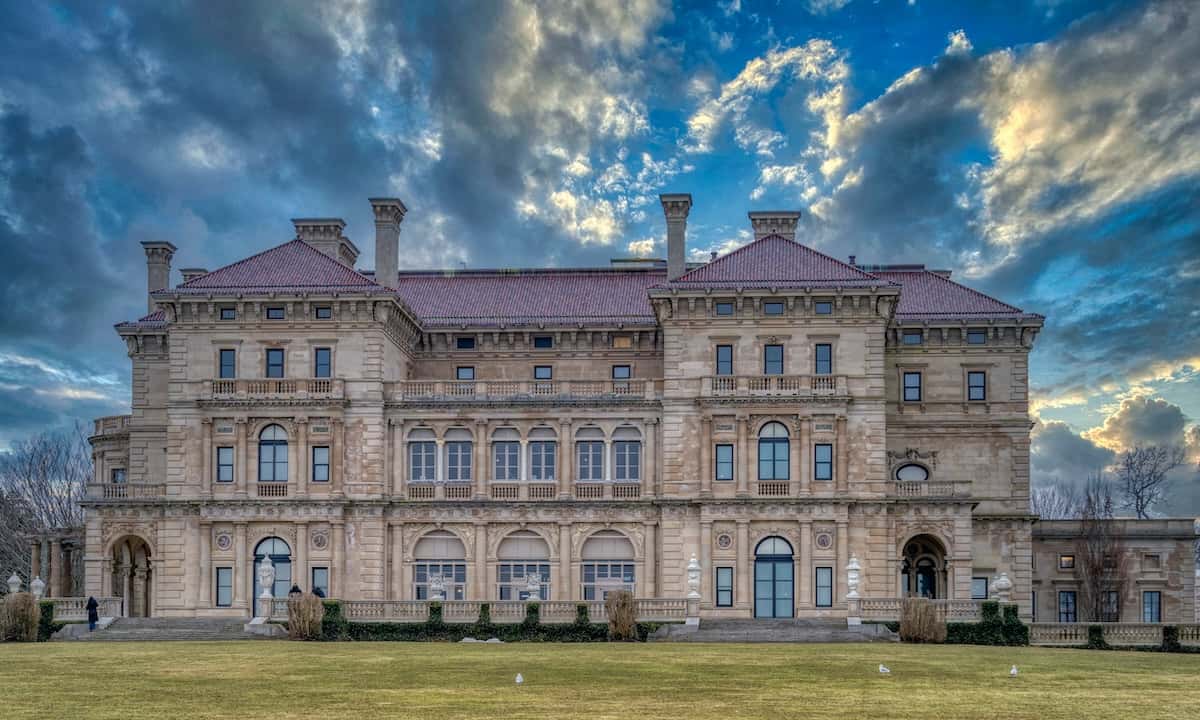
57,616,264,642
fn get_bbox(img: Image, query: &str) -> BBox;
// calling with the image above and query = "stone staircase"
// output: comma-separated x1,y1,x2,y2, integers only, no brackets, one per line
57,617,265,642
652,618,898,643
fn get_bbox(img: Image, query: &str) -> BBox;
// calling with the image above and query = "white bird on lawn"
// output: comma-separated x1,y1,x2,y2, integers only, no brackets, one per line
1009,665,1018,678
878,664,890,674
515,673,524,685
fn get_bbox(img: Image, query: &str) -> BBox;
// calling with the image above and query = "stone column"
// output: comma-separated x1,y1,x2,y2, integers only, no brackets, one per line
736,520,751,612
393,421,406,497
700,416,713,497
643,418,657,498
235,418,248,499
558,523,571,600
233,523,247,611
332,521,345,599
642,522,657,597
558,419,573,499
49,539,61,597
390,521,404,600
295,418,308,499
296,523,309,593
30,542,41,581
789,416,801,497
331,419,345,495
836,520,848,607
799,417,811,495
835,416,849,493
700,520,713,608
473,523,488,599
735,415,749,497
799,520,812,609
198,521,211,608
201,418,213,499
474,420,488,499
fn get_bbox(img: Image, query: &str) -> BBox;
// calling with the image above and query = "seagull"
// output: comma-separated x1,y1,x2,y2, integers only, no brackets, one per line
878,664,890,674
1009,665,1018,678
515,673,524,685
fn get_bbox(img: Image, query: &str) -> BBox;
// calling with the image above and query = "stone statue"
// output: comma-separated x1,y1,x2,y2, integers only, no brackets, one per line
30,575,45,600
524,572,541,602
428,572,446,601
6,571,20,594
257,555,275,598
845,554,861,600
687,554,701,599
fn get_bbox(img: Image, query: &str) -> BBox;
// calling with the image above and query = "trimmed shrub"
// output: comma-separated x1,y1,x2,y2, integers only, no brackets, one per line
319,600,349,641
37,601,63,642
287,593,326,640
575,603,589,625
1,593,41,642
899,598,946,643
604,590,637,641
478,602,491,626
1087,624,1108,650
946,603,1027,646
1162,625,1182,653
523,602,540,627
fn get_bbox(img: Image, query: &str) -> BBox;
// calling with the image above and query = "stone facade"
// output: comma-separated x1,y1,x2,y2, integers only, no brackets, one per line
79,194,1086,621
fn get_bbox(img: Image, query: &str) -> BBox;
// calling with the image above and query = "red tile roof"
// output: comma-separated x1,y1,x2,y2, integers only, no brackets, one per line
394,269,664,328
163,240,388,295
115,309,168,331
657,234,894,289
872,269,1042,321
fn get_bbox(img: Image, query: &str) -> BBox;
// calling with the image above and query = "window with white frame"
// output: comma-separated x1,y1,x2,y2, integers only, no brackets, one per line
445,430,473,482
493,430,520,481
576,428,605,481
311,446,330,483
581,531,635,600
529,427,556,481
613,427,641,482
413,531,467,600
408,430,436,482
496,531,551,600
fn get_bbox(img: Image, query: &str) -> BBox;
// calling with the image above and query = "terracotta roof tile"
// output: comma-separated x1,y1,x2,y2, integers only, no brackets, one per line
164,240,386,295
872,269,1042,321
656,234,893,289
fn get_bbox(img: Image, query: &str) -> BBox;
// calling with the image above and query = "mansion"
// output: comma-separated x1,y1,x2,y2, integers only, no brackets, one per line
77,194,1196,625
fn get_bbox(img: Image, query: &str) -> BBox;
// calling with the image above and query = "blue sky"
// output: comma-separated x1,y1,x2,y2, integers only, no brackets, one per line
1,0,1197,509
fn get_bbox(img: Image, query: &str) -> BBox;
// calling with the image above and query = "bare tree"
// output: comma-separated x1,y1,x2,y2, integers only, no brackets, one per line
1114,445,1186,519
1072,475,1129,622
0,425,89,586
1031,481,1080,519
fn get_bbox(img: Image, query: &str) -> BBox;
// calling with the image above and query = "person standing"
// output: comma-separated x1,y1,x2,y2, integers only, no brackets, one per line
86,596,99,632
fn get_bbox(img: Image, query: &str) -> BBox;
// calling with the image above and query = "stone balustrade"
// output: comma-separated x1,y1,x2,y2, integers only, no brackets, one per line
858,598,984,622
888,480,969,499
204,378,345,401
703,374,847,398
87,483,166,500
49,596,123,621
92,414,131,436
1030,623,1200,647
266,598,690,624
388,379,659,404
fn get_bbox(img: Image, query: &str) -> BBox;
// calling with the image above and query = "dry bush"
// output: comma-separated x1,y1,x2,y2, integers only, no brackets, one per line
1,592,40,642
604,590,637,641
287,593,325,640
899,597,946,643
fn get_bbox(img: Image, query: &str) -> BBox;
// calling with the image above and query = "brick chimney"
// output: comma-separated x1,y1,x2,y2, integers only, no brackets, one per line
140,241,177,314
369,198,407,289
748,211,801,241
292,218,359,267
660,193,692,281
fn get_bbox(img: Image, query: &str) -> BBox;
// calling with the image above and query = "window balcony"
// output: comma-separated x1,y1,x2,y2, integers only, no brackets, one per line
574,482,641,500
387,379,659,404
92,414,131,437
756,481,791,497
87,482,165,500
703,374,847,398
204,378,345,401
406,482,474,500
888,480,968,498
256,483,289,498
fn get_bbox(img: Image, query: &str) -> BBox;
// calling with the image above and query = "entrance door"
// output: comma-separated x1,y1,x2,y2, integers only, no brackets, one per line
252,537,293,601
754,536,794,619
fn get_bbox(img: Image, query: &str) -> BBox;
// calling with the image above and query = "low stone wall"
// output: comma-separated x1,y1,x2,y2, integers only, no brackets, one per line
1030,623,1200,647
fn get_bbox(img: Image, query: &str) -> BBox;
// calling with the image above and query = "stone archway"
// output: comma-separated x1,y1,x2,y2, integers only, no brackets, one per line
899,534,948,600
110,535,154,617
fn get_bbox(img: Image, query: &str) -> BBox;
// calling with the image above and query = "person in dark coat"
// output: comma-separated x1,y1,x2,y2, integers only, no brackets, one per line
86,596,99,632
312,585,326,599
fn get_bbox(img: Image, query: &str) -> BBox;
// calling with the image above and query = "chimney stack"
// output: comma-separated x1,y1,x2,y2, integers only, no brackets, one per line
180,267,208,284
292,218,359,267
748,211,801,242
141,241,177,314
369,197,407,289
660,193,693,281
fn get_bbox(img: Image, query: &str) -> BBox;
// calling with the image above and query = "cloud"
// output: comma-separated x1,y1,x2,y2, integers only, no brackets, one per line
1031,420,1116,488
1083,395,1190,452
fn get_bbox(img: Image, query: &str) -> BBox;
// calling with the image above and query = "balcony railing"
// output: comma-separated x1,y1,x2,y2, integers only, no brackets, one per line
888,480,968,498
388,379,658,403
205,378,345,401
858,598,984,622
88,483,166,500
256,483,288,498
92,414,131,436
48,597,124,621
1030,623,1200,647
265,598,689,624
703,374,847,398
756,481,790,497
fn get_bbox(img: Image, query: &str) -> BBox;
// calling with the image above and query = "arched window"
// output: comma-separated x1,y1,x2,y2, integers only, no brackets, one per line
757,422,789,481
755,536,793,556
253,537,292,599
258,425,288,483
581,530,635,600
413,531,467,600
895,464,929,482
497,530,552,600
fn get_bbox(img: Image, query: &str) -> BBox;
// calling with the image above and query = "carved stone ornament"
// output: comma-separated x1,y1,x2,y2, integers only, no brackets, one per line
522,572,542,601
428,572,446,600
716,533,733,550
6,572,20,594
215,533,233,551
815,532,834,550
257,556,275,598
887,448,939,469
311,531,329,551
845,554,861,600
686,554,701,599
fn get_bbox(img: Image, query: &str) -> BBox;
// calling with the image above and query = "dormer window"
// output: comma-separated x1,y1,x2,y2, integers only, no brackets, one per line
967,329,987,345
533,335,553,349
902,330,923,345
266,306,285,320
715,301,734,316
456,336,476,350
219,307,237,320
763,301,784,316
314,306,332,319
814,301,833,315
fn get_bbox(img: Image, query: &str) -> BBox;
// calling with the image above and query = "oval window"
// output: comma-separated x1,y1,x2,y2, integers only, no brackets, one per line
896,464,929,482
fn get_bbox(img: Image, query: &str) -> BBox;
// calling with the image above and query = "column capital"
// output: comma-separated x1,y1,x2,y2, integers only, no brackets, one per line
201,417,213,426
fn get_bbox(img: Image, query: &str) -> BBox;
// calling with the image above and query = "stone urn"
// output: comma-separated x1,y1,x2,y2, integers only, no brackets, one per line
992,572,1013,603
257,556,275,598
845,554,862,600
30,575,45,600
686,554,701,599
6,571,20,595
428,572,446,601
523,572,542,602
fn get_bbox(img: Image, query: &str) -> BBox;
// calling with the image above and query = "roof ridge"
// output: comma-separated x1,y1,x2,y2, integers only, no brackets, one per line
918,269,1025,314
178,238,382,290
667,233,889,286
396,267,666,278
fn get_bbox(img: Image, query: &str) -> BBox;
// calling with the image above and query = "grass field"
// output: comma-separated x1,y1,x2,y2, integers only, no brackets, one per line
3,641,1198,719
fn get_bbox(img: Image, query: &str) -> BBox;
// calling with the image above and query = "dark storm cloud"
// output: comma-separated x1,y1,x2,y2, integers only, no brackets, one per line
1031,420,1115,486
1085,396,1191,451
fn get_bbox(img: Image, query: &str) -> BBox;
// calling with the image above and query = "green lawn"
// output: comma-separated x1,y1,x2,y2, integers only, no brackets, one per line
3,641,1198,719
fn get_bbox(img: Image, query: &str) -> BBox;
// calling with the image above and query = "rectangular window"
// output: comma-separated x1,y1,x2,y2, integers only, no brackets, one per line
763,301,784,316
814,301,832,315
266,348,285,378
533,335,553,349
311,567,329,597
408,442,436,482
312,446,330,483
715,444,734,482
716,567,734,607
1143,554,1162,571
814,443,833,481
456,336,475,350
903,371,922,402
266,306,285,320
314,347,331,378
715,345,733,376
314,306,332,320
219,307,237,321
216,447,234,483
581,562,635,600
215,568,233,607
1058,554,1075,570
446,441,472,481
498,562,552,600
1101,590,1120,622
966,329,987,345
493,442,520,482
815,567,833,607
534,365,553,380
764,344,784,375
614,441,641,482
902,330,923,345
456,366,475,381
967,371,986,401
530,441,557,481
111,468,127,484
414,562,467,601
1032,591,1037,623
1142,591,1161,623
612,365,631,380
219,349,236,379
758,437,789,481
715,301,734,316
814,344,832,375
971,577,989,600
1058,590,1077,623
577,441,605,481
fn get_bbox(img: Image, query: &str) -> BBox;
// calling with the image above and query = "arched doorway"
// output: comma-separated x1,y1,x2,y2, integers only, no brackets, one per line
497,530,552,600
110,535,153,617
754,536,794,618
413,531,467,600
900,535,948,599
253,537,293,601
580,530,635,600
